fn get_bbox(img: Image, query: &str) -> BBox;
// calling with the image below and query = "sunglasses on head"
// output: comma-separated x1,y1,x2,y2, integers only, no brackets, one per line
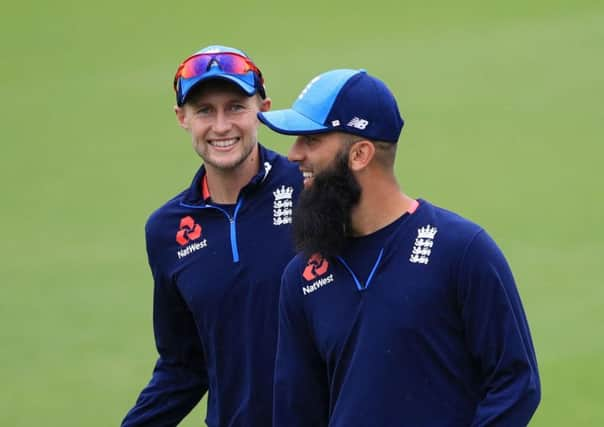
173,52,264,93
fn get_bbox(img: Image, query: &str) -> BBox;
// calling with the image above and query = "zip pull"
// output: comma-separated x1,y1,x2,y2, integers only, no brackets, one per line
228,198,244,263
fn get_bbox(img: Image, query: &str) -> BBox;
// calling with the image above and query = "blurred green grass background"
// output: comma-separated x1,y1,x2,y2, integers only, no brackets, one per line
1,0,602,425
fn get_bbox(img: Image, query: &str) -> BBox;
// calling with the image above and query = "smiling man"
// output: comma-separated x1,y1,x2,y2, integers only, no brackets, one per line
259,69,541,426
121,45,302,427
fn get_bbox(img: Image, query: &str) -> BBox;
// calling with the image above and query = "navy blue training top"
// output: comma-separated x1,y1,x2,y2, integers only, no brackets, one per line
122,145,303,427
274,199,541,427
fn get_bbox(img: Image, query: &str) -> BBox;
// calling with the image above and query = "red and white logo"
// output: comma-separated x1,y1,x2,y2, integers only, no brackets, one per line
176,216,202,246
303,254,329,281
302,254,334,296
175,216,207,259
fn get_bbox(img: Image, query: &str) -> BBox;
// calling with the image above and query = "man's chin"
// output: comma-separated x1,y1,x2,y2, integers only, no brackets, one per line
292,152,361,258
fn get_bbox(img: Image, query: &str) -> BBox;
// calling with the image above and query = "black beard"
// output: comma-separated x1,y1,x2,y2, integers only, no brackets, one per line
292,151,361,259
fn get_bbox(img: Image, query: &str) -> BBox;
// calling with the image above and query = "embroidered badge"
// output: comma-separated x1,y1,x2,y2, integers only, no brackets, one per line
302,254,333,295
272,185,293,225
409,225,437,264
176,216,207,259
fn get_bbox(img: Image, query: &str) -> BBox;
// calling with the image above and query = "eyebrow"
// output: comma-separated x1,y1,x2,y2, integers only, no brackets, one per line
190,95,249,107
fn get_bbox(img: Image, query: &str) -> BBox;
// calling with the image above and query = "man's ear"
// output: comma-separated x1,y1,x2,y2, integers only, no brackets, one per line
348,140,375,172
174,105,188,130
259,96,272,113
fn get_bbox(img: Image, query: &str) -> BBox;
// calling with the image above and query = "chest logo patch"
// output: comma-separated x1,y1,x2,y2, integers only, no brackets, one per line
303,254,329,281
176,216,207,259
273,185,293,226
409,225,438,265
302,254,334,295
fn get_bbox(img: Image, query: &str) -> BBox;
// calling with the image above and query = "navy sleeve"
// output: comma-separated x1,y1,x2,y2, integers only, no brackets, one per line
273,262,329,427
122,224,208,426
457,230,541,426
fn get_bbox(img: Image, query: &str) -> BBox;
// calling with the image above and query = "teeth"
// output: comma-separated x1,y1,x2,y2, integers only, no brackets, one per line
303,171,313,179
210,138,238,147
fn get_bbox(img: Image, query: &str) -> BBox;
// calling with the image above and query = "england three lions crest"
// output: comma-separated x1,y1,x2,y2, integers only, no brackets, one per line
273,185,293,226
409,225,437,264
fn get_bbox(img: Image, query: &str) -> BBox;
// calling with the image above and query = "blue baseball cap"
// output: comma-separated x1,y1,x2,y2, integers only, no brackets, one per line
258,69,403,143
174,45,265,106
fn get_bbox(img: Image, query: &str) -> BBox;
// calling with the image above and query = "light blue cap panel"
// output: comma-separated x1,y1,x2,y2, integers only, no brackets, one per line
292,69,361,124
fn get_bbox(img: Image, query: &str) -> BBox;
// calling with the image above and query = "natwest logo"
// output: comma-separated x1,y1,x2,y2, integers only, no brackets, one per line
303,253,329,281
175,216,208,260
302,254,333,296
176,216,202,246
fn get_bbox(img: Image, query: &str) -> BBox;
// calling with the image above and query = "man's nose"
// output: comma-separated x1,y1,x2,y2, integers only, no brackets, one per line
288,137,306,162
213,111,232,134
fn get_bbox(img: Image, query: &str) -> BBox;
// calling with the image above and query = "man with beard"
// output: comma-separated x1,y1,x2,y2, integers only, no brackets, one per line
121,45,303,426
258,69,541,426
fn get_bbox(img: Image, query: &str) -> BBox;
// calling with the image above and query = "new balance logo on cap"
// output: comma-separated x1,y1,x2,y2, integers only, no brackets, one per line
347,117,369,130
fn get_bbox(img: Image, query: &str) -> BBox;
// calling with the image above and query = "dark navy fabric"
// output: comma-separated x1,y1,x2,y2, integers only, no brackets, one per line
122,145,302,427
274,200,540,427
337,213,409,291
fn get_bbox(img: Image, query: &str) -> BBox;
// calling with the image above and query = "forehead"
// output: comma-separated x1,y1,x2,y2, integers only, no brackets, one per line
304,132,349,144
296,133,350,157
185,79,252,105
